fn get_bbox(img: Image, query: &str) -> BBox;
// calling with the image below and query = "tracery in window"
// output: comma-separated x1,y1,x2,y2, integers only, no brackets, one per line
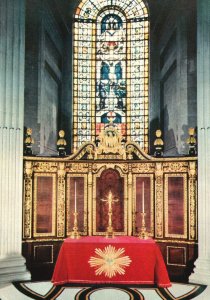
73,0,149,152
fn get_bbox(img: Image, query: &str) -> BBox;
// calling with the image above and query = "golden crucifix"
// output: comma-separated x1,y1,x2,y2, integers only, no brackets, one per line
101,190,119,238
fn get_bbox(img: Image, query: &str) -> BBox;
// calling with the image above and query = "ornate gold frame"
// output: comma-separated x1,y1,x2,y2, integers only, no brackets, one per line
57,162,66,238
23,161,33,239
164,173,188,239
23,156,197,245
66,173,88,236
33,173,56,237
92,163,128,236
132,174,154,237
188,161,197,240
155,162,164,238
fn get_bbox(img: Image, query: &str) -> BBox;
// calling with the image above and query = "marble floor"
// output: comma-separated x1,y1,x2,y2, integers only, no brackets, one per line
0,281,209,300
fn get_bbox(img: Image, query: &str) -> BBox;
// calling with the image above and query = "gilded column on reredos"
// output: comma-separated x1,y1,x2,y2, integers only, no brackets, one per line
155,163,163,238
57,162,66,237
88,164,93,235
127,164,133,236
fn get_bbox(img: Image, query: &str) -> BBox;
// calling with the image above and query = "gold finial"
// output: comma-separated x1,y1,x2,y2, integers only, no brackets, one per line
188,127,195,136
58,130,65,138
24,127,34,156
57,130,67,157
186,127,196,156
26,128,33,135
155,129,162,138
154,129,164,157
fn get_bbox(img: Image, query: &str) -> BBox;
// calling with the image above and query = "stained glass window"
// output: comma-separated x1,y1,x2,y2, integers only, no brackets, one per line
73,0,149,152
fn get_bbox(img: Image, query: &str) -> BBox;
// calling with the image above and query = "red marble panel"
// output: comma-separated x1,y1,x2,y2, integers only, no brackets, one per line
168,177,184,235
96,169,124,232
67,177,85,232
135,177,151,233
36,177,53,234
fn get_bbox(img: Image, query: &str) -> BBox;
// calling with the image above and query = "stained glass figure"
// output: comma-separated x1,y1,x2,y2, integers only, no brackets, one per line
73,0,149,152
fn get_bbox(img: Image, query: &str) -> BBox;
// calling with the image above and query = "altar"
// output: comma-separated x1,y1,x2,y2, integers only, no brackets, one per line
22,121,198,281
51,236,171,287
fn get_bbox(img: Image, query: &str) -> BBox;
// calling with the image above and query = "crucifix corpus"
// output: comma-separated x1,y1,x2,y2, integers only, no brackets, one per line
101,190,119,238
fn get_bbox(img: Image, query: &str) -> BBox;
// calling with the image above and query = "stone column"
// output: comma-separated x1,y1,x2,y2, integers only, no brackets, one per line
189,0,210,285
0,0,31,284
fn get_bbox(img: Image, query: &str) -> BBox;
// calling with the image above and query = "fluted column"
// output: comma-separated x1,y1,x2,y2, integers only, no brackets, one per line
189,0,210,285
0,0,30,284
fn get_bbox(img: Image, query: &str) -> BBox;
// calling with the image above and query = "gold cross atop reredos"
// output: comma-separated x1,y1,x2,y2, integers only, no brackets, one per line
101,190,119,238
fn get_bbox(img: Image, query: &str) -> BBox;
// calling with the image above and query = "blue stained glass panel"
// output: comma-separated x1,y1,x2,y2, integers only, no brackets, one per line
73,0,149,152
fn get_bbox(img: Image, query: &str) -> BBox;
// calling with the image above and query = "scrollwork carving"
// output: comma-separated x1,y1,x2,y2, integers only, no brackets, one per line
58,162,65,177
57,163,66,237
87,145,95,159
163,162,188,173
23,161,33,238
95,123,126,160
132,163,155,173
66,163,89,173
91,163,128,176
155,163,163,238
188,161,197,240
24,161,33,178
118,164,129,174
127,145,134,160
125,142,152,160
188,161,197,178
92,163,99,173
22,155,197,248
33,162,57,172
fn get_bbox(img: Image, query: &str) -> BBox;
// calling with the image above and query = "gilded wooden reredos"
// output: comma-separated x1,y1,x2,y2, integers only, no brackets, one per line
23,130,197,281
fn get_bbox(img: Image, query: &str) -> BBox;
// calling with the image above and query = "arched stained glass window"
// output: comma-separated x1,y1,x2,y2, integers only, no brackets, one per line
73,0,149,152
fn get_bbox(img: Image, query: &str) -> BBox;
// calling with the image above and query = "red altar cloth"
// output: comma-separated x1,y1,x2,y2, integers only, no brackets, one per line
52,236,171,287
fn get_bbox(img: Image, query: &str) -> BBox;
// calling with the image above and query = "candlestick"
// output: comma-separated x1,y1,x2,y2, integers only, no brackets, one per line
138,212,148,239
74,180,77,213
139,182,148,239
142,181,145,213
70,211,80,239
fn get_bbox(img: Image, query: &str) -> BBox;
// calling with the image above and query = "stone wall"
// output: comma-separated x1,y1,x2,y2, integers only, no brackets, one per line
24,0,72,155
150,0,196,156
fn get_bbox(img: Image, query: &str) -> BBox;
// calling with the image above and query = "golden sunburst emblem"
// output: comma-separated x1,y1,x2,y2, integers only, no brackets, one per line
88,245,132,278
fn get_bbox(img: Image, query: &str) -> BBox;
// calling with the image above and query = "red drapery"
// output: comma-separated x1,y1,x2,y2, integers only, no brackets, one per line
52,236,171,287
